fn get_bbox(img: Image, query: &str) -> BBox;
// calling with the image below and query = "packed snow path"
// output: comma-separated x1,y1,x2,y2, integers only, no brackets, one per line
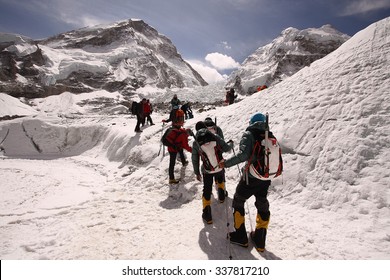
1,17,389,260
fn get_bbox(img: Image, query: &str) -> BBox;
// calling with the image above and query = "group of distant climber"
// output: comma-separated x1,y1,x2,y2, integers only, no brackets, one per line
224,88,237,105
130,94,193,133
129,88,281,253
130,98,155,133
130,87,241,133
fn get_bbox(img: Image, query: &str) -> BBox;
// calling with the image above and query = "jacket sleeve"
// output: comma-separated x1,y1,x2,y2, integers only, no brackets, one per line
224,131,253,168
217,126,224,140
178,130,192,153
191,142,201,175
214,134,232,153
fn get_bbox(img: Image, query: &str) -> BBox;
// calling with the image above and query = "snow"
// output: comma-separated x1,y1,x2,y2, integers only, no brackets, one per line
231,24,351,92
0,93,38,117
0,17,389,261
35,19,204,89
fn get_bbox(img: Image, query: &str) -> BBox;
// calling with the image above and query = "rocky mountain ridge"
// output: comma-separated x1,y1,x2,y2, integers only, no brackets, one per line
227,24,350,94
0,19,207,99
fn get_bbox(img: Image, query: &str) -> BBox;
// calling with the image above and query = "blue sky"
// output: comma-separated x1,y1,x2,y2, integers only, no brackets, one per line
1,0,389,82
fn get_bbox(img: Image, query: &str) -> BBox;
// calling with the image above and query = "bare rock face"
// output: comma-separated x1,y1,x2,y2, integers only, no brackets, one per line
226,24,350,94
0,19,207,98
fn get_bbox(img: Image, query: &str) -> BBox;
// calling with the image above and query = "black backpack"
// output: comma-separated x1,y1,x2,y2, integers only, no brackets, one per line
131,101,139,115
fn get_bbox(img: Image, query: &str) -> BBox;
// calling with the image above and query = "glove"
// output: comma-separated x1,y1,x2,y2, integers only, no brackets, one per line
186,128,194,136
218,159,225,169
196,174,202,181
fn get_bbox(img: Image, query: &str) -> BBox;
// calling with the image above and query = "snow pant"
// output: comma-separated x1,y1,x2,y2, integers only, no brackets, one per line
232,176,271,247
146,114,154,125
201,170,225,223
202,170,225,206
168,150,186,180
135,114,142,131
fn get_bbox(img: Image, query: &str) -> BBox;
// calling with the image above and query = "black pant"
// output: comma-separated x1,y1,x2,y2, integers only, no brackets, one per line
169,150,185,179
202,170,225,200
232,176,271,217
146,114,154,125
135,114,142,131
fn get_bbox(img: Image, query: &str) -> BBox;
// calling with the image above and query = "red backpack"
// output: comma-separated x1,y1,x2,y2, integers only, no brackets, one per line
161,127,185,147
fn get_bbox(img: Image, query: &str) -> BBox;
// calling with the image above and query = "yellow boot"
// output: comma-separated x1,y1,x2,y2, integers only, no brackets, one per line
229,208,248,247
202,196,212,224
250,213,270,252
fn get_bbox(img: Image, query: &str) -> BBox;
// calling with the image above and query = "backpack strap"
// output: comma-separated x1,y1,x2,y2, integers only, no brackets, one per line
243,128,266,183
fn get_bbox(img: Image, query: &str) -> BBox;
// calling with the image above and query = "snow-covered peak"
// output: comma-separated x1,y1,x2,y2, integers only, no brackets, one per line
0,19,207,99
227,24,350,94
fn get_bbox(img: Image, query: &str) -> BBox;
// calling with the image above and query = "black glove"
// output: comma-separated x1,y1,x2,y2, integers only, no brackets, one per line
186,128,194,137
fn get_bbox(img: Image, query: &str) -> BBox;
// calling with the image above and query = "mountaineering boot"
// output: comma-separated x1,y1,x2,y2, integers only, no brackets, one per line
229,208,248,247
216,182,226,203
202,206,212,224
229,228,248,247
202,196,212,224
169,178,180,184
250,229,267,252
251,213,270,252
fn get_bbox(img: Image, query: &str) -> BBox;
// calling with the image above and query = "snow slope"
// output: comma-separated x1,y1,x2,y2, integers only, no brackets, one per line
0,93,38,117
0,17,389,260
227,24,350,93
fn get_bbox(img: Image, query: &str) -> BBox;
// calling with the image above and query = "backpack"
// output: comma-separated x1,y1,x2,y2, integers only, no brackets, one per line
196,129,223,173
245,127,283,181
161,127,185,147
131,101,139,115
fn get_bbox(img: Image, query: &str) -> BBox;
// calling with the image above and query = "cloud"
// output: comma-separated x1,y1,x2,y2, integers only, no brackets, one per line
220,41,232,50
213,0,263,10
59,13,105,28
187,60,227,84
205,52,240,70
340,0,390,16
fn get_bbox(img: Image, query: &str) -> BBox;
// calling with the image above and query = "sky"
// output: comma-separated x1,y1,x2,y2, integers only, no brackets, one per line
0,0,390,82
0,15,389,268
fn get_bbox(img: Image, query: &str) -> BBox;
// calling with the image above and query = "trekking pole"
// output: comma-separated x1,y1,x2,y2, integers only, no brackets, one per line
224,181,233,260
232,147,254,233
264,113,270,177
158,122,166,156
